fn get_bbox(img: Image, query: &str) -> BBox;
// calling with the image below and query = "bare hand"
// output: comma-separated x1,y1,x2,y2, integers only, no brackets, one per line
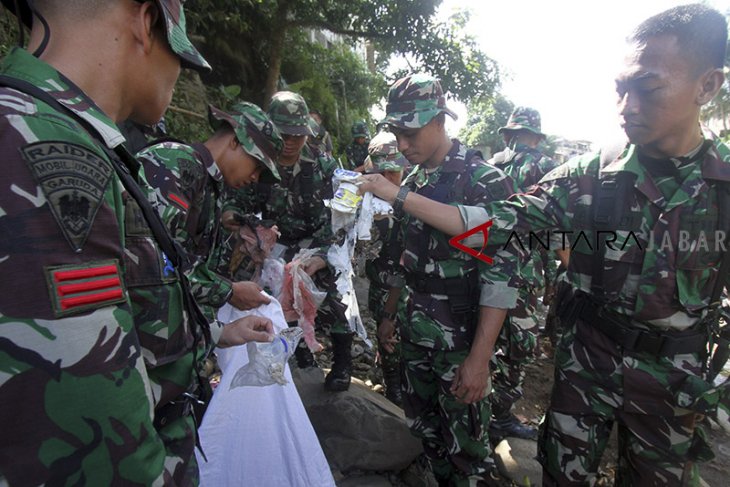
357,174,399,203
228,281,271,310
301,256,327,276
450,353,490,404
377,318,398,354
218,316,274,348
221,210,241,232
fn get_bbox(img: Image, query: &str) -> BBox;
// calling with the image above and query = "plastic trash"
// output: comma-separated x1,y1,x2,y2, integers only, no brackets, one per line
229,327,304,388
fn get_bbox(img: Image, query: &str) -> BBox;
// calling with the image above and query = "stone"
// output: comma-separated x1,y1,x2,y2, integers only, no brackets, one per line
292,366,422,473
337,474,393,487
493,438,541,487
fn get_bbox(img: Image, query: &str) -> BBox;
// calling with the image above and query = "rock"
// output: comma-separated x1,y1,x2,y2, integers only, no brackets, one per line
351,344,365,358
493,438,541,487
399,456,438,487
292,366,422,473
337,474,393,487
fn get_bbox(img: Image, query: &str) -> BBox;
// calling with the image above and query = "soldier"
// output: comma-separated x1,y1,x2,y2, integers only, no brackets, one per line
488,107,559,441
0,1,272,485
373,73,521,486
361,131,408,406
222,91,356,392
137,102,280,318
361,5,730,485
309,108,334,157
345,120,370,172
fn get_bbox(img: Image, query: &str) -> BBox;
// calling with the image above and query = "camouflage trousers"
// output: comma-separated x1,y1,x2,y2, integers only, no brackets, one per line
157,414,199,486
539,316,714,486
368,281,401,371
491,289,539,417
401,342,495,486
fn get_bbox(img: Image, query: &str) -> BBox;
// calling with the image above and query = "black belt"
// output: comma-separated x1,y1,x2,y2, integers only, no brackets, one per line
405,272,475,296
578,300,708,357
153,392,197,429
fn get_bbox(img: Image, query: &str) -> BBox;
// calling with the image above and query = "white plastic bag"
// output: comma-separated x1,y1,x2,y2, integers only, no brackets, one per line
229,326,304,388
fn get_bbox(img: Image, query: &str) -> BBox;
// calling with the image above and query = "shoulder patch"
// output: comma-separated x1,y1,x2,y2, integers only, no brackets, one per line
20,141,113,252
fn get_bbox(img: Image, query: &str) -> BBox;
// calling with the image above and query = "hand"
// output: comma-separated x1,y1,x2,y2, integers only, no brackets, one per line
229,281,271,310
377,317,398,354
357,174,399,203
221,210,241,232
450,353,490,404
218,316,274,348
301,256,327,276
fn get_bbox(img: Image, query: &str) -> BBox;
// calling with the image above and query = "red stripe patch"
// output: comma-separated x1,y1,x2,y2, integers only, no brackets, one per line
168,193,189,210
49,262,126,314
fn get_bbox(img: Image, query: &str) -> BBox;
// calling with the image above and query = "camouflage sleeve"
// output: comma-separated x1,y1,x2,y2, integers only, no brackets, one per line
312,153,338,254
221,184,264,218
138,147,232,308
468,163,522,309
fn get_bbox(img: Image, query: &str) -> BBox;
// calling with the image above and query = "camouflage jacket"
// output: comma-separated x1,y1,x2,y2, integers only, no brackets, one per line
494,144,560,290
137,141,232,313
400,140,522,350
472,132,730,327
345,140,369,170
223,144,338,251
0,47,168,485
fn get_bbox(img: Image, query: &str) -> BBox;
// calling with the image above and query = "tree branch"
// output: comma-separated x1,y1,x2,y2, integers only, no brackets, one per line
289,19,390,39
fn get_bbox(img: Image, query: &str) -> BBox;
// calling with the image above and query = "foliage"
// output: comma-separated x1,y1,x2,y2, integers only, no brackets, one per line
701,24,730,134
459,94,514,157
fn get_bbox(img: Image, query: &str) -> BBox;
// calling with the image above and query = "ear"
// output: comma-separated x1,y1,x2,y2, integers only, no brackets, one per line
696,68,726,106
130,1,161,55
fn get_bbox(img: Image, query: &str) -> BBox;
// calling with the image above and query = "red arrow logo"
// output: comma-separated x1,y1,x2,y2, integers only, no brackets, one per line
449,220,494,264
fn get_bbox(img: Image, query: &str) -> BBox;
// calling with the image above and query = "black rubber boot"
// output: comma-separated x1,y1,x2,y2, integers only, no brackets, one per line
324,333,353,392
294,342,316,369
489,412,538,442
382,362,403,407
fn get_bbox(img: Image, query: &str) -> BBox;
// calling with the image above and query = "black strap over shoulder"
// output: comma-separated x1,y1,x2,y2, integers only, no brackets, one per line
0,75,212,346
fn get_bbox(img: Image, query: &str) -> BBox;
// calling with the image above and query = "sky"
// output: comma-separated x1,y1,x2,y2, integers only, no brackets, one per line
435,0,730,144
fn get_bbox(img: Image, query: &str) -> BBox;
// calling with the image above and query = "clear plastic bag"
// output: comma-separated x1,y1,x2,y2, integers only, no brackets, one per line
229,327,304,388
258,257,286,297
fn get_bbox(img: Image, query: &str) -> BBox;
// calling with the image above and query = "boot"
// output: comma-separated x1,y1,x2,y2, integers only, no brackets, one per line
382,361,403,407
324,333,353,392
294,342,316,369
489,411,538,442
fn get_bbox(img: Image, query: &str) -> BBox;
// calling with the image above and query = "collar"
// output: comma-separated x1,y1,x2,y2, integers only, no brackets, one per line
193,142,223,182
0,47,126,149
440,139,468,173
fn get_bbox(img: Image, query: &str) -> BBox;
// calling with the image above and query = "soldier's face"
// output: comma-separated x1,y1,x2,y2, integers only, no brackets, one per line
615,34,705,158
392,117,443,166
281,134,307,160
223,146,263,189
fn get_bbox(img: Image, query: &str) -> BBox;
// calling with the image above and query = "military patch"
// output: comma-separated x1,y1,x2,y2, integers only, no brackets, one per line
45,260,127,317
20,141,113,252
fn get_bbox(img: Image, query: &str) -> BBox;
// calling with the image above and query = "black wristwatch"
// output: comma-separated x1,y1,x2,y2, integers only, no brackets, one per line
392,186,410,216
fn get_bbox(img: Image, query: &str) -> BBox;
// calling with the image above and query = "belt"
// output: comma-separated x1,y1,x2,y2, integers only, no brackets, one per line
578,300,708,357
405,272,476,296
153,392,197,429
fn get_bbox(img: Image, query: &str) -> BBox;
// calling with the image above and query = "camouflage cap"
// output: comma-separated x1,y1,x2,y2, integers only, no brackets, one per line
498,106,545,137
380,73,457,129
209,102,282,182
351,121,370,139
0,0,211,73
363,131,407,173
267,91,316,137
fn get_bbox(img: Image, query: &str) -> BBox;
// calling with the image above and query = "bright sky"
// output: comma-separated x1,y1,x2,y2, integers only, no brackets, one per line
438,0,730,144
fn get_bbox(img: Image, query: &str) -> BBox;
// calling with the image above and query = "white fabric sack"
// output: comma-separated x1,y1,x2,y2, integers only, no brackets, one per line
196,298,335,487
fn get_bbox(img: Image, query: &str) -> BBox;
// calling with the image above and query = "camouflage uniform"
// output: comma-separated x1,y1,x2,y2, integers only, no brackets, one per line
460,132,730,485
308,116,334,158
489,107,560,437
362,132,408,405
222,92,353,390
344,121,370,171
137,103,282,320
0,1,212,484
381,74,521,486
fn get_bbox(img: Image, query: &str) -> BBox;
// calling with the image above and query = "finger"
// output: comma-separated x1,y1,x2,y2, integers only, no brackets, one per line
257,293,271,304
247,330,274,343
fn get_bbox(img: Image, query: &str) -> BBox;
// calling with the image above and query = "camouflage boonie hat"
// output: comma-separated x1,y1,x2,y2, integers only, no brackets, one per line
351,121,370,139
209,102,282,182
363,131,407,173
498,106,545,137
267,91,316,137
0,0,211,73
381,73,458,129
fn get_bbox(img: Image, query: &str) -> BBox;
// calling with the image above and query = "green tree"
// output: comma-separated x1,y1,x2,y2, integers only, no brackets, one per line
459,94,514,158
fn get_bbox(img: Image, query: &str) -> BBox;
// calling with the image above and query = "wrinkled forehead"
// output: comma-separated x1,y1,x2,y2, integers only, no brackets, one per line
616,34,690,82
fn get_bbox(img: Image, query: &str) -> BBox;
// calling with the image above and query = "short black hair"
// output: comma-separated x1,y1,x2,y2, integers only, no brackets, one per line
629,4,728,74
